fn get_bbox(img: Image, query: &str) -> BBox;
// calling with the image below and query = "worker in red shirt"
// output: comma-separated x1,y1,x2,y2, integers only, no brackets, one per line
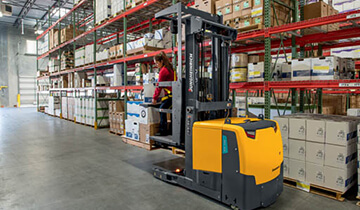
152,51,176,136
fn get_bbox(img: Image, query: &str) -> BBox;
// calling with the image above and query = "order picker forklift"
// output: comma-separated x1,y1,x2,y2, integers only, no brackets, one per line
149,3,283,210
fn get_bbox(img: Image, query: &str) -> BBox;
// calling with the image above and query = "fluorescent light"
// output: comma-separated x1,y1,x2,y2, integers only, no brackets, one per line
0,12,3,17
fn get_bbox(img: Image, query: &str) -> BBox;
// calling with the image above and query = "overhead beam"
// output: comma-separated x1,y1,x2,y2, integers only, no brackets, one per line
13,0,37,27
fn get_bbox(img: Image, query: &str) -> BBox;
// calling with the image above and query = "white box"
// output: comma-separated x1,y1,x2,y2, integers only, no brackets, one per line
326,120,357,146
347,108,360,117
325,143,357,169
306,119,325,143
289,139,306,161
289,118,306,140
248,62,264,82
283,137,289,158
281,62,292,81
283,157,289,178
274,116,289,139
143,84,156,103
154,28,172,42
132,121,140,141
324,164,356,192
288,158,306,182
125,119,133,139
306,162,325,186
291,58,311,81
139,107,160,124
311,56,340,80
306,141,325,165
113,64,123,86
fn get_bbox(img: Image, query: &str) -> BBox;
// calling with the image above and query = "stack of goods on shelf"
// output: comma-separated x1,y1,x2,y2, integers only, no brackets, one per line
60,75,68,88
125,0,143,9
125,101,143,141
135,63,149,85
68,97,75,121
323,94,347,115
347,108,360,117
333,0,360,13
95,0,111,25
48,58,60,73
109,101,125,134
112,64,124,86
49,29,59,49
96,48,109,62
143,84,156,103
230,53,248,82
75,72,87,88
234,96,246,117
192,0,215,14
304,1,339,35
214,0,291,30
109,44,123,60
247,61,281,82
93,75,110,86
60,50,74,71
68,73,75,88
111,0,124,16
126,29,172,55
275,114,358,194
38,34,49,55
74,98,109,127
62,97,68,119
46,96,60,116
85,44,94,65
75,47,85,67
60,25,83,44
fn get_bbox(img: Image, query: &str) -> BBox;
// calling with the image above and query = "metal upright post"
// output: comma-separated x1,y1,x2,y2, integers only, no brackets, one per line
94,0,98,129
58,1,63,119
299,0,305,58
36,25,39,112
292,0,299,59
291,88,297,113
124,0,128,119
149,18,153,73
317,88,323,114
264,0,271,119
172,0,177,72
299,89,304,113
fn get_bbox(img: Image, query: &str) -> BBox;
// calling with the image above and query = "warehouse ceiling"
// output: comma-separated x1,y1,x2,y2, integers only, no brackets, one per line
0,0,73,29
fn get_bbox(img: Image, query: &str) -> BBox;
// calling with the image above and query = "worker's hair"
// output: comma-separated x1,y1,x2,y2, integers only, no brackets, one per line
154,51,174,72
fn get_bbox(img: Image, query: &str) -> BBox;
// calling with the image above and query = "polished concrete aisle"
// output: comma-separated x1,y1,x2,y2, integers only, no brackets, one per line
0,108,358,210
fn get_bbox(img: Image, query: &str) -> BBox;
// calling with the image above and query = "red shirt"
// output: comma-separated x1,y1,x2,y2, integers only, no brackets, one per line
153,66,176,100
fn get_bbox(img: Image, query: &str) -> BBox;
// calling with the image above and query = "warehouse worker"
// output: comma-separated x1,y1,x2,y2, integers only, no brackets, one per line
152,51,176,136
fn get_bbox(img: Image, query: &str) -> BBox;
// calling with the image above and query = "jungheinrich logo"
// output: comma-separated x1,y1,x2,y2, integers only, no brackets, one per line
189,53,194,92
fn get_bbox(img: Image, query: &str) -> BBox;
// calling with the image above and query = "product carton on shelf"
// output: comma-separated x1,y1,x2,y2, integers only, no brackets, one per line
325,119,357,146
280,62,292,81
139,123,160,144
311,56,341,80
306,119,326,143
324,143,356,169
291,58,312,81
283,157,289,177
324,163,356,193
289,138,306,161
306,162,325,186
247,62,264,82
306,141,325,165
289,118,306,140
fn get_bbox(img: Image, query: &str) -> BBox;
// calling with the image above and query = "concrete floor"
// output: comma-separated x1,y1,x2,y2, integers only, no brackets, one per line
0,108,358,210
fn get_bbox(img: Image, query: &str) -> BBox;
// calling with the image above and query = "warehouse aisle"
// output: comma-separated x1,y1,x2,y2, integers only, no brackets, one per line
0,108,358,210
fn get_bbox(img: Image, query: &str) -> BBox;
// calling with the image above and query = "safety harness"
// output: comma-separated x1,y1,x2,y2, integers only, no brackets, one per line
161,67,176,102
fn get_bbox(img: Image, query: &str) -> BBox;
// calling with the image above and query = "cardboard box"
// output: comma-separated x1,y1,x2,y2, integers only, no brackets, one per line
306,142,325,165
291,58,312,81
139,107,161,124
252,0,263,9
288,158,306,182
347,108,360,117
274,116,289,139
281,62,292,81
139,123,160,144
325,120,357,146
306,119,325,143
289,118,306,140
324,164,356,192
284,157,289,177
231,53,248,68
306,162,325,186
248,62,264,82
289,139,306,161
232,1,242,17
113,101,124,112
304,1,328,34
283,137,289,158
248,54,260,63
215,0,225,15
325,143,357,169
311,56,340,80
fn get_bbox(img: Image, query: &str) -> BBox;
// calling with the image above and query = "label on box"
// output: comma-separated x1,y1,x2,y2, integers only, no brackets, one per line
244,20,250,26
254,0,261,6
313,65,330,73
244,1,249,8
235,5,240,11
296,180,310,192
225,7,231,14
254,17,261,24
251,8,263,17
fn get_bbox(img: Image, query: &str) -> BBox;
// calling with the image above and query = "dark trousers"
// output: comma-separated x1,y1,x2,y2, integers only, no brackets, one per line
159,98,172,133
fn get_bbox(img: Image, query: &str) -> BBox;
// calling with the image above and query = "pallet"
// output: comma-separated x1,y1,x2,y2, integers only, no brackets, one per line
356,196,360,206
127,46,163,56
121,136,158,151
95,18,109,26
111,11,124,18
109,130,123,136
283,177,345,201
75,121,94,127
126,1,143,9
237,24,263,33
171,147,185,157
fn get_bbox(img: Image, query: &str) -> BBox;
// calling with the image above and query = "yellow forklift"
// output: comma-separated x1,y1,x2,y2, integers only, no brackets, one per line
150,3,283,210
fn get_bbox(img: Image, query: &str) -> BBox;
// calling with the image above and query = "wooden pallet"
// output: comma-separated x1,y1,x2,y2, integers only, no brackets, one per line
127,46,163,56
121,136,158,151
75,121,94,127
109,130,123,136
126,1,143,9
237,24,264,33
95,18,109,26
283,177,345,201
171,147,185,157
356,196,360,207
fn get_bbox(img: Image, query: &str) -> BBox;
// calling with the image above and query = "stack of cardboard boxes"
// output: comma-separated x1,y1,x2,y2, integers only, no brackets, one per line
95,0,111,25
275,114,358,193
60,50,74,71
124,101,160,145
109,101,125,134
60,25,83,44
304,1,339,35
230,53,248,82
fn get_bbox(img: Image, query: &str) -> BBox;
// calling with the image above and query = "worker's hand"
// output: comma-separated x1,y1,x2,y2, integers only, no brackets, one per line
152,99,157,105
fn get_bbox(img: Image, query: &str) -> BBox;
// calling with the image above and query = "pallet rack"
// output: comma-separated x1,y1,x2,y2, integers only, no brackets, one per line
36,0,360,126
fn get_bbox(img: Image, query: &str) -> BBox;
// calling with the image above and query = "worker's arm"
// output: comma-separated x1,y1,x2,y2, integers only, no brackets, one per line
153,68,168,101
